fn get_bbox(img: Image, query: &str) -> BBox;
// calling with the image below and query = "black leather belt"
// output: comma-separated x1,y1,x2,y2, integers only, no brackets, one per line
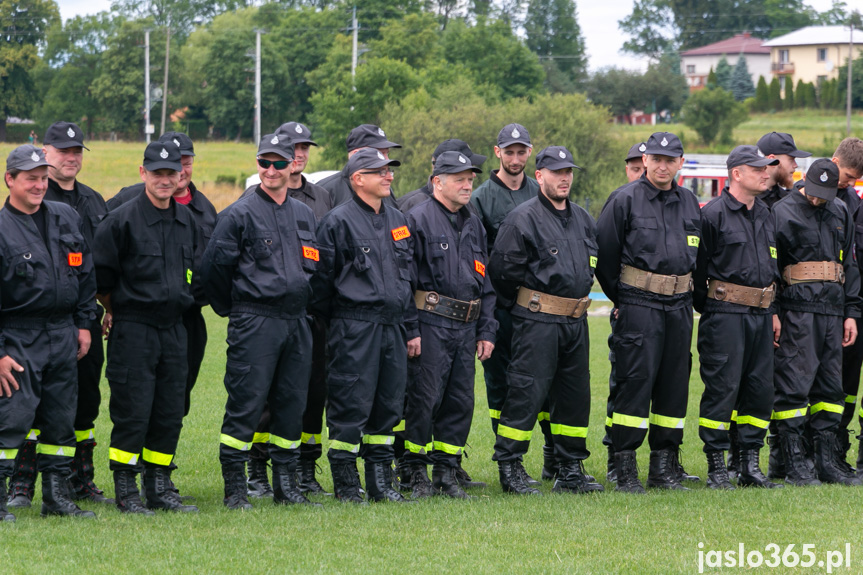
414,290,481,322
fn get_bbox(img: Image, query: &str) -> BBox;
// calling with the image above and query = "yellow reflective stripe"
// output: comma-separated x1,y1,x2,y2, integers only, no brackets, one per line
433,441,464,455
730,410,738,422
270,434,300,450
699,417,730,431
406,441,432,454
537,411,550,422
220,433,253,452
549,423,588,438
142,448,173,466
36,444,76,457
252,432,270,444
605,416,613,428
489,409,501,420
109,447,139,465
810,402,843,415
846,395,857,404
26,429,41,441
612,412,648,429
736,415,770,429
300,433,322,445
75,429,95,442
362,435,394,445
497,424,532,442
392,419,405,432
650,412,685,429
772,407,807,420
0,449,18,460
329,440,359,454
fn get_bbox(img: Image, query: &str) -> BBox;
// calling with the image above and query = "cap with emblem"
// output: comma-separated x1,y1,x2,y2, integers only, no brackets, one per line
536,146,582,171
158,131,195,156
346,124,401,152
432,151,483,176
142,141,182,172
642,132,684,157
256,133,295,161
276,122,317,146
625,142,647,162
43,121,89,151
346,148,401,176
432,139,487,166
6,145,52,172
726,145,779,170
802,158,840,201
497,123,531,148
756,132,811,158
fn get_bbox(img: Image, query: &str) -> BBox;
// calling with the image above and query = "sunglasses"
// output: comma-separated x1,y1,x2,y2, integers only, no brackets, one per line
360,168,395,177
257,158,291,170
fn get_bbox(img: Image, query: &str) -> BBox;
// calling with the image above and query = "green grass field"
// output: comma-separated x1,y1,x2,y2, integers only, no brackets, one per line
3,311,863,574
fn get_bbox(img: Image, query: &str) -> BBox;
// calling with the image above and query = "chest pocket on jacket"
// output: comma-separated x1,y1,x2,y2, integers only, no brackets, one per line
351,241,372,273
250,231,274,260
720,231,748,247
129,239,162,282
11,246,37,285
393,241,411,282
629,217,658,254
59,233,85,275
297,229,317,273
799,230,820,246
537,244,558,269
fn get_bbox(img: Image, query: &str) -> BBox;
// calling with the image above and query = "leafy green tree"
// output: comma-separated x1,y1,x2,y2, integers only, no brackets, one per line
784,78,794,109
524,0,587,89
618,0,675,60
368,12,442,70
706,67,718,89
714,57,732,91
110,0,248,36
585,68,645,116
837,51,863,109
729,57,755,101
682,86,748,145
754,76,769,111
768,76,782,111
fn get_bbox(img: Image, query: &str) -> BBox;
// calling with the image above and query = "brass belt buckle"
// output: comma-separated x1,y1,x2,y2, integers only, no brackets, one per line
528,292,542,312
425,291,440,311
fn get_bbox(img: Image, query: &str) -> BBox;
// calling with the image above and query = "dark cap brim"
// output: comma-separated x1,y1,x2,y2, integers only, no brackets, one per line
257,146,294,160
539,160,581,171
179,150,196,157
804,182,838,201
643,147,682,157
730,157,779,169
788,150,813,158
144,161,182,172
469,152,488,166
9,160,53,171
45,140,90,151
497,139,531,149
292,138,318,146
433,165,483,176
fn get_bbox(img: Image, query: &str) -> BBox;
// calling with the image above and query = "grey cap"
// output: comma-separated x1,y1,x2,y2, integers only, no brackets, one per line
803,158,840,201
43,121,89,151
535,146,581,171
346,148,401,176
346,124,401,152
432,151,483,176
625,142,647,162
277,122,317,146
497,123,531,148
432,139,487,166
142,142,182,172
159,131,195,156
257,133,295,161
643,132,684,157
757,132,812,158
7,145,52,172
726,145,779,170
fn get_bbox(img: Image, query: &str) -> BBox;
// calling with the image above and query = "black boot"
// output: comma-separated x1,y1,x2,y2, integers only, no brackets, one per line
365,460,413,503
272,463,321,506
498,460,541,495
814,430,862,486
454,454,486,489
738,449,782,488
40,471,96,518
330,461,367,505
143,467,199,512
673,450,700,483
222,463,252,510
606,445,617,482
613,450,645,494
705,451,735,490
7,439,37,508
727,427,739,480
395,458,412,492
647,449,689,490
780,432,821,486
552,460,604,494
247,458,273,498
767,434,786,479
69,440,114,504
164,463,195,502
835,428,856,476
513,459,541,488
541,444,558,481
114,469,154,515
0,477,15,522
297,459,332,496
409,464,435,499
432,463,472,499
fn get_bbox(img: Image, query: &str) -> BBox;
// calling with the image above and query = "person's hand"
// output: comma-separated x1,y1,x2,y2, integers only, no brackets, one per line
0,355,23,397
101,312,112,339
843,318,857,347
772,314,781,349
476,340,494,362
77,329,92,360
407,337,421,358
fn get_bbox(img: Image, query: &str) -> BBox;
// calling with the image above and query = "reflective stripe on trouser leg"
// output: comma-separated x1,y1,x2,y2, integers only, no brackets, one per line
142,447,173,467
75,429,95,442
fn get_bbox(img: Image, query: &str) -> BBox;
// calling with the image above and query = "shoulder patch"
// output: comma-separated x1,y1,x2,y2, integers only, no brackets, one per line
391,226,410,241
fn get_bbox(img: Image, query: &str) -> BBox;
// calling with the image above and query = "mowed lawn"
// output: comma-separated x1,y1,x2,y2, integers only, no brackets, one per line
3,311,863,574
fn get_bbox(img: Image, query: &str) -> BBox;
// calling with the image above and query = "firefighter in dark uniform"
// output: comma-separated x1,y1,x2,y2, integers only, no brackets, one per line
693,145,783,490
0,145,97,521
6,122,111,509
311,149,417,504
596,132,701,494
757,132,811,209
490,146,603,495
202,133,320,509
93,142,199,514
772,159,862,486
402,151,497,500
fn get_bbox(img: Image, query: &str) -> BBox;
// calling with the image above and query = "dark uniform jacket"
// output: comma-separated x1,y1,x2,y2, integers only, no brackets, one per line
45,179,107,249
201,187,318,319
838,186,863,279
405,196,498,343
0,200,97,357
398,179,433,213
772,187,862,319
93,192,198,327
761,184,789,209
470,170,540,251
693,189,780,314
595,173,702,309
311,195,415,335
318,167,400,211
489,192,598,324
242,175,333,221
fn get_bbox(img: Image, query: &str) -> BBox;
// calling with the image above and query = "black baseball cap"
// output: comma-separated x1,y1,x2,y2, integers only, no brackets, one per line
757,132,811,158
43,121,89,151
803,158,840,201
7,145,52,172
536,146,582,171
142,142,182,172
277,122,317,146
497,123,531,148
625,142,647,162
643,132,684,157
346,148,401,176
346,124,401,152
726,145,779,170
159,131,195,156
432,139,487,166
257,133,295,161
432,151,483,176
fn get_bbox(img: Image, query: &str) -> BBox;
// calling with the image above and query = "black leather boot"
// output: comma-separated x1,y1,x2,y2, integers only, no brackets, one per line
365,460,413,503
40,471,96,518
673,450,700,483
222,463,252,510
114,469,154,515
814,430,862,486
552,460,604,494
726,426,739,480
7,439,37,508
498,460,541,495
606,445,617,483
247,458,274,498
143,467,199,512
273,463,321,506
395,458,412,492
409,464,435,499
613,450,645,494
513,459,541,488
780,432,821,486
647,449,689,490
738,449,782,488
767,434,786,479
164,463,194,502
70,440,113,504
705,450,735,490
541,444,558,481
0,476,15,522
331,461,367,505
454,454,486,489
834,428,856,476
297,459,331,496
432,463,472,499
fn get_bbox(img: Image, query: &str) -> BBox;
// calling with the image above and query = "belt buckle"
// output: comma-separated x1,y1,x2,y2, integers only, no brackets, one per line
838,267,846,284
758,286,769,307
528,292,542,312
669,274,680,296
467,299,480,322
713,283,727,301
425,291,440,305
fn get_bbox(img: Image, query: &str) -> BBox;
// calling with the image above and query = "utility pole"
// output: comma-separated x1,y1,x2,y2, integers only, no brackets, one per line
254,28,265,144
848,24,854,137
351,6,358,91
160,27,171,136
145,29,151,143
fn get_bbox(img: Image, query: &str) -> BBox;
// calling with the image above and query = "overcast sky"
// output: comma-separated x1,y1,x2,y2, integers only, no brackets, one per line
59,0,840,72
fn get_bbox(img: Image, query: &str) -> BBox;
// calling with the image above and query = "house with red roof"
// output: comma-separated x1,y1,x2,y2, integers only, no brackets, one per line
680,33,770,92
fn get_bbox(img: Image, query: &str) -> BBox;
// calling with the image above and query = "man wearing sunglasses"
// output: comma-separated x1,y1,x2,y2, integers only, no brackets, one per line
202,134,320,510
